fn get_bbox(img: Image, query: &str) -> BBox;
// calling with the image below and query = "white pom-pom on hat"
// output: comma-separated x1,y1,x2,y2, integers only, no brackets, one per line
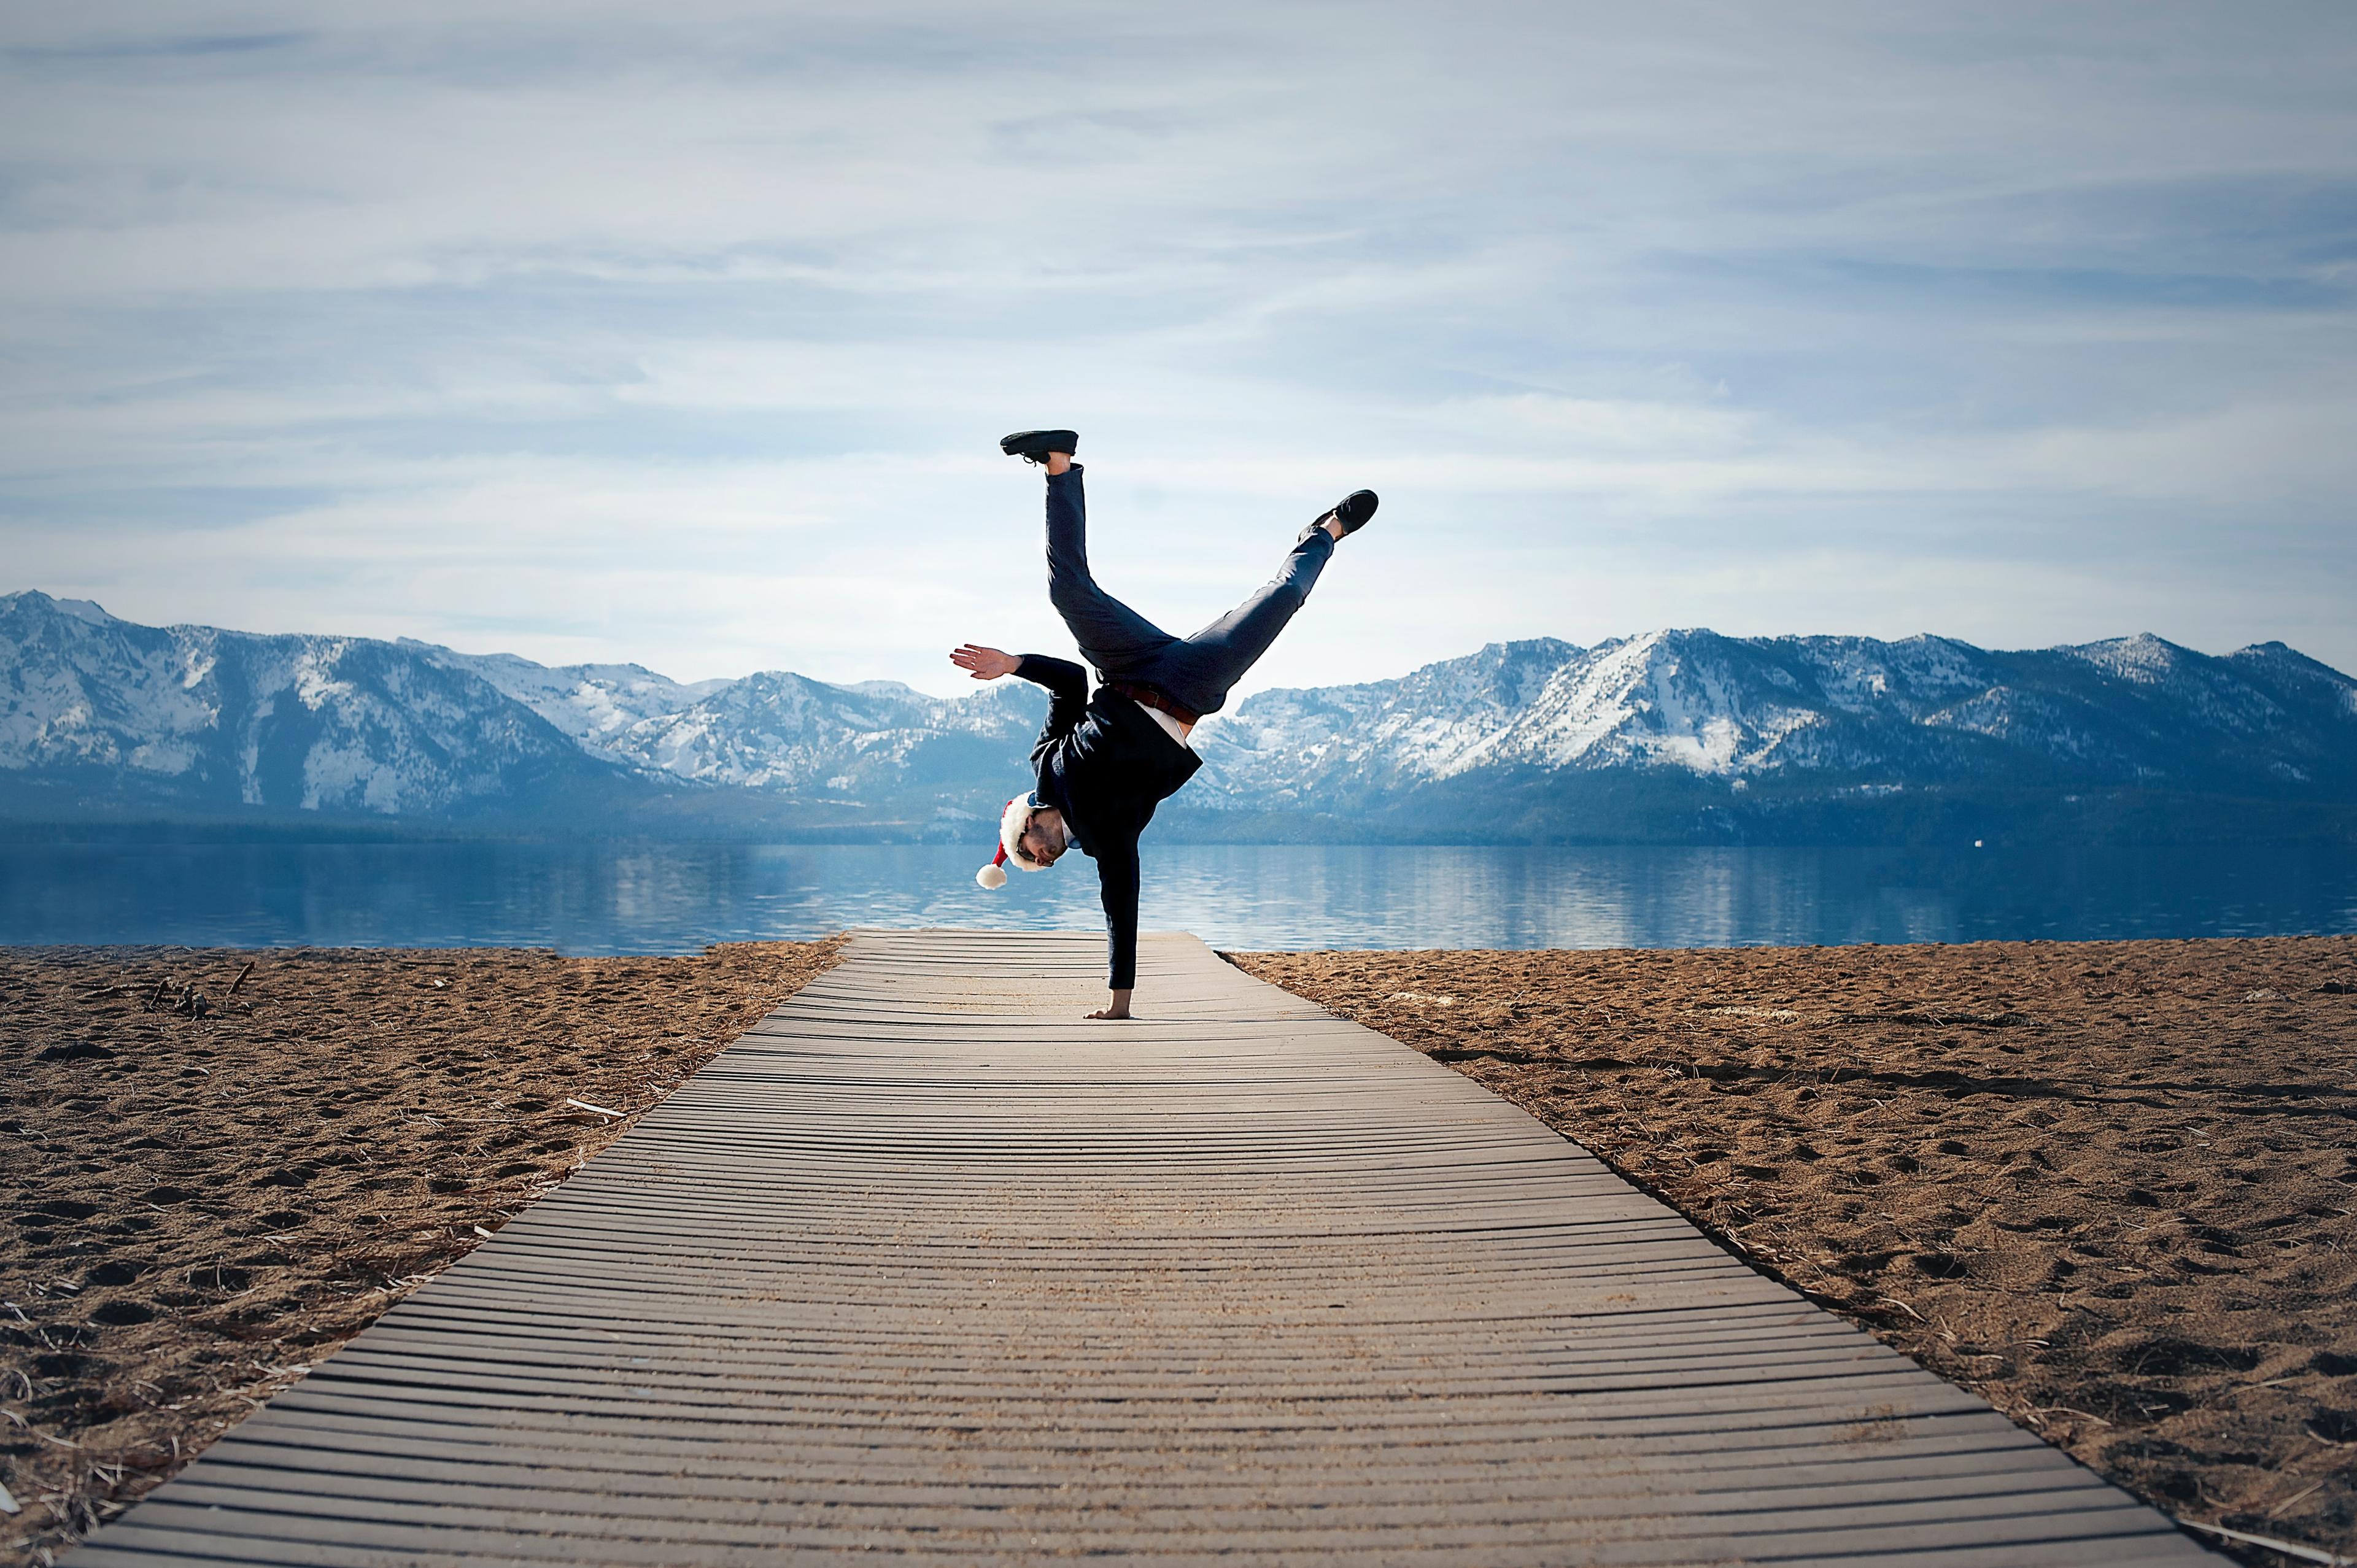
976,856,1008,890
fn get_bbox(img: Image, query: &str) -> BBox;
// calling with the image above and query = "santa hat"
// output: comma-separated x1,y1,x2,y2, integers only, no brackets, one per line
977,795,1049,889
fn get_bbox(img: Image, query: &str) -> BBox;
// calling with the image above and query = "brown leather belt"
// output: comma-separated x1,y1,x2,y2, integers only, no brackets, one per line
1104,680,1200,727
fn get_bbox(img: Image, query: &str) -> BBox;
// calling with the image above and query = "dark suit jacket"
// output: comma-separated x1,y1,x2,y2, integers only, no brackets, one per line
1016,655,1202,989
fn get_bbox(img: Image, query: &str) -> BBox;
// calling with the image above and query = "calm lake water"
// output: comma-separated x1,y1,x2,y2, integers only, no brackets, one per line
3,840,2354,954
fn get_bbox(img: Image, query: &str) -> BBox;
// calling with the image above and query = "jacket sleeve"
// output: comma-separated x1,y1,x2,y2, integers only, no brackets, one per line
1093,830,1141,991
1016,654,1089,762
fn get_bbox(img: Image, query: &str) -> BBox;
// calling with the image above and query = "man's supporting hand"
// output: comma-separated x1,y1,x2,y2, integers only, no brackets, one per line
951,644,1021,681
1087,989,1133,1021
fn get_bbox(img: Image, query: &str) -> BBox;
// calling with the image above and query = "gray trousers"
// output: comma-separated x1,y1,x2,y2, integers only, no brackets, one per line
1044,465,1332,717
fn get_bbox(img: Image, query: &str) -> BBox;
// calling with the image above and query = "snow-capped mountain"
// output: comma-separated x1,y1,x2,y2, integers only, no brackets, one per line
409,645,732,765
608,672,1038,795
0,591,1040,824
4,590,2352,841
1188,628,2357,813
0,592,613,816
411,641,1040,795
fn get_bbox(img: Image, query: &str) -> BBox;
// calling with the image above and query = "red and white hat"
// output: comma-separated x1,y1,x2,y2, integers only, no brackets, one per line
977,795,1049,889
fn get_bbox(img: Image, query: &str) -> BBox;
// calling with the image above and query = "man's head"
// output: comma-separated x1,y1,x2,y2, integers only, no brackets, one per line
978,797,1067,889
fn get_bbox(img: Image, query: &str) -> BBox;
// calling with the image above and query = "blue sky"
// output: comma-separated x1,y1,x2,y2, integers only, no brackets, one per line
4,2,2354,694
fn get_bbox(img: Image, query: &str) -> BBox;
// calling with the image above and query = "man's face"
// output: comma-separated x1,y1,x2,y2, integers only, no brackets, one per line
1021,814,1066,867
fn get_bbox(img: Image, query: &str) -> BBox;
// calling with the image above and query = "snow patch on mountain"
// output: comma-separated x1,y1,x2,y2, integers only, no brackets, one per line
411,644,734,764
600,671,1035,792
406,644,1040,792
0,593,615,814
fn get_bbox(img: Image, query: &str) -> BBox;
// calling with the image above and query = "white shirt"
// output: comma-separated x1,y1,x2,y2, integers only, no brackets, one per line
1135,699,1193,749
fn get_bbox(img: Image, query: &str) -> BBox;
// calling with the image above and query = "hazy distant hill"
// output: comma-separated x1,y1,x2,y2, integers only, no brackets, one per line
4,590,2353,844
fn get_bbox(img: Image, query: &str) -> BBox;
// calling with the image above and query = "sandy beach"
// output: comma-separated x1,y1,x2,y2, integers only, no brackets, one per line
1236,936,2357,1563
5,934,2352,1566
0,941,839,1566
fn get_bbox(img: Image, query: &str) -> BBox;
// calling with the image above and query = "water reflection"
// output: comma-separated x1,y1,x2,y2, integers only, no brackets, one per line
0,841,2350,955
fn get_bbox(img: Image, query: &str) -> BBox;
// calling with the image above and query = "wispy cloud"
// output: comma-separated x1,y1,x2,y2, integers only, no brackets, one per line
2,1,2353,688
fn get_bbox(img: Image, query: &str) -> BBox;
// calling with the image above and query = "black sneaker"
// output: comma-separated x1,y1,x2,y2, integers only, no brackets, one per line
1000,430,1078,464
1301,489,1379,543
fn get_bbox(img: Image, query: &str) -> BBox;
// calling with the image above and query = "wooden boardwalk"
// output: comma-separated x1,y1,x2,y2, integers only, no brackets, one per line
82,929,2213,1566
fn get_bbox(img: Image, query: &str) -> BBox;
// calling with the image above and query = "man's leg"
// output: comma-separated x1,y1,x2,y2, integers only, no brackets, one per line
1151,526,1336,717
1043,463,1178,679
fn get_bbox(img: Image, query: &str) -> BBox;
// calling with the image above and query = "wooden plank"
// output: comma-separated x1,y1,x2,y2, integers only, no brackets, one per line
85,929,2215,1564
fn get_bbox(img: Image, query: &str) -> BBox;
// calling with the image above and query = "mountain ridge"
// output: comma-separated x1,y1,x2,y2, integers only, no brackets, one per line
5,590,2353,845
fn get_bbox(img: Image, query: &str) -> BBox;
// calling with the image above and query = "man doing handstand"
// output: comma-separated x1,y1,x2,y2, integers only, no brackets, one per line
953,429,1376,1019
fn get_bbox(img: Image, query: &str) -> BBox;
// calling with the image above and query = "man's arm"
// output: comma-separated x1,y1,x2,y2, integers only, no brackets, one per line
1090,833,1140,1019
1013,654,1089,757
1012,652,1087,700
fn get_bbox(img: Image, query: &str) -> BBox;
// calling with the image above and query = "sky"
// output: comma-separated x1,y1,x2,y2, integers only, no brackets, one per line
2,1,2354,697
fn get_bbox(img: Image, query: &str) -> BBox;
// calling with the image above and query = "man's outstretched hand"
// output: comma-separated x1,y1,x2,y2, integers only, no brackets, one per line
951,644,1020,682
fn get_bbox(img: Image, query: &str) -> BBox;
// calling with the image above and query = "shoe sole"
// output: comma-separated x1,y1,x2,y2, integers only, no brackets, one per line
1000,430,1078,461
1317,489,1379,535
